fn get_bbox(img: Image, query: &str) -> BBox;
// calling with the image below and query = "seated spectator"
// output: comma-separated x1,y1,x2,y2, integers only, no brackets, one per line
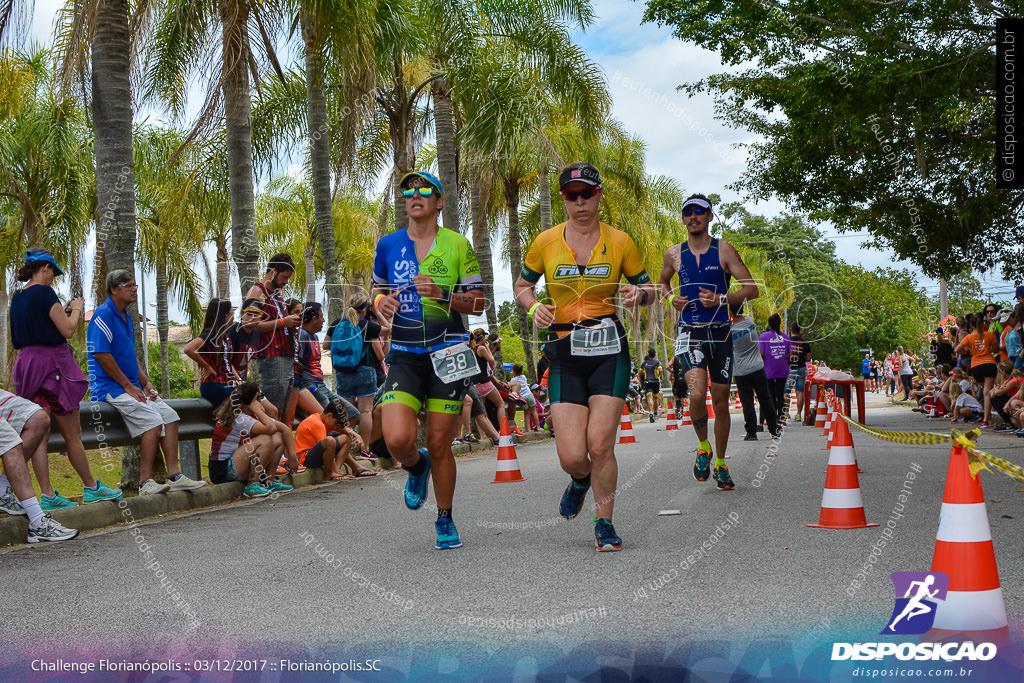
455,384,499,444
297,301,361,434
990,360,1023,432
209,382,293,497
949,382,983,423
0,416,78,542
294,401,373,481
9,248,121,508
86,270,205,495
184,298,236,408
509,364,540,432
226,299,279,419
283,298,323,428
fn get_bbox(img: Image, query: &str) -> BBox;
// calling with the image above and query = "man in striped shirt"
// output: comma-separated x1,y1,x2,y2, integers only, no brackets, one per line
244,254,303,419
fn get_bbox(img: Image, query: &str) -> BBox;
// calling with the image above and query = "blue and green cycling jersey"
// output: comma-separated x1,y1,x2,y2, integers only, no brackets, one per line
372,226,483,353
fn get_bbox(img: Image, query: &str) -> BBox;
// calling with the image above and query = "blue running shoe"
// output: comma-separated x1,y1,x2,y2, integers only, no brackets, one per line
435,518,462,549
404,449,431,510
83,480,121,504
693,448,712,481
713,465,735,491
594,518,622,552
559,478,590,519
40,491,78,510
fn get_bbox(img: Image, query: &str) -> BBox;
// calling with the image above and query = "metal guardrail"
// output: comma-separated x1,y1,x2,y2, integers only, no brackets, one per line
46,399,217,481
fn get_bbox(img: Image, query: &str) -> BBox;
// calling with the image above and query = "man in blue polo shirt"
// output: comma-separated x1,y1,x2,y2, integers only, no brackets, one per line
87,270,205,495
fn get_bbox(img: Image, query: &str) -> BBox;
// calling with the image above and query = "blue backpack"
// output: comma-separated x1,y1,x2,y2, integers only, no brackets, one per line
330,320,364,373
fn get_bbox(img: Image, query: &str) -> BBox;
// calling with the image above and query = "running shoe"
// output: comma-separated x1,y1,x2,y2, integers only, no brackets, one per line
275,464,289,475
559,478,590,520
993,423,1014,433
359,450,378,462
743,433,758,442
463,434,480,443
83,480,121,503
267,480,293,492
979,421,990,428
139,478,170,495
693,448,712,482
435,518,463,549
594,518,622,552
965,416,982,423
27,513,78,543
0,486,25,515
713,465,735,491
168,473,206,491
243,482,271,498
649,412,655,423
404,449,431,510
41,491,78,510
511,425,526,437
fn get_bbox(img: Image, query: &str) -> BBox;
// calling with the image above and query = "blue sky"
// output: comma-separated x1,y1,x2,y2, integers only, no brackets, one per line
27,0,1018,320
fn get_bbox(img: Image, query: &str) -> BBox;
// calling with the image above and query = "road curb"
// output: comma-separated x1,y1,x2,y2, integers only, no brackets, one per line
0,429,552,548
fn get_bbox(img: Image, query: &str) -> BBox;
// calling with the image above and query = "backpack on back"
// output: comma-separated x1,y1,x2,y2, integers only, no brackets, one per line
330,320,364,373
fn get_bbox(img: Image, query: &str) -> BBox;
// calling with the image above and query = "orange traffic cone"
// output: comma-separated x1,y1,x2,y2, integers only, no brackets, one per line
618,404,637,444
807,417,878,529
790,390,799,418
927,445,1008,640
705,388,716,419
491,418,526,483
733,394,742,410
813,391,828,429
665,398,678,431
679,399,692,426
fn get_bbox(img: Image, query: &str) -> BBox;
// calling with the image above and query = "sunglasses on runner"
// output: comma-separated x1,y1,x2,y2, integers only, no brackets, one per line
560,188,599,202
401,186,436,198
681,207,708,216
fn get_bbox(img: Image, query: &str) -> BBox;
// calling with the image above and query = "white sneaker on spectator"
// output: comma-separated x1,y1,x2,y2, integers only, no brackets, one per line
0,486,26,515
27,513,78,542
140,478,170,495
167,474,206,491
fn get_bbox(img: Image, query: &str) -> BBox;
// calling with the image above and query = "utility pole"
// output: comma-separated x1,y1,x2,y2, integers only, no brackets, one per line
939,278,948,320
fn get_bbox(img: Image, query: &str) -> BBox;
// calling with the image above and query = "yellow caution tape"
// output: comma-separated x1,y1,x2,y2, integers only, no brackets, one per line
835,414,1024,484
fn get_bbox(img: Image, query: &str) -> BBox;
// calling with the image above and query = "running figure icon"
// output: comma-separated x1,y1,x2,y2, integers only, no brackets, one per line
888,574,939,631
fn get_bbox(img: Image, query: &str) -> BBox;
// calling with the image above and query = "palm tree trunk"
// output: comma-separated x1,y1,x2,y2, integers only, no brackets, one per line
216,235,230,298
71,243,86,349
538,163,553,231
432,77,460,233
221,0,259,298
390,111,415,233
157,255,170,396
470,163,498,331
92,0,141,359
302,8,343,322
304,239,316,302
505,178,534,379
92,232,108,306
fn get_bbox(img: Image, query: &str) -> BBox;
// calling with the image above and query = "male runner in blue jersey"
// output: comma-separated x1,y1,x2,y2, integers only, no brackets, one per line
658,194,758,490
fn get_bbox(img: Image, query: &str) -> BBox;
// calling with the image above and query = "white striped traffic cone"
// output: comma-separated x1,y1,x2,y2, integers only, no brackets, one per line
813,391,827,429
807,417,878,530
618,404,637,444
927,445,1008,640
665,398,678,431
705,388,716,420
679,399,692,426
491,418,526,483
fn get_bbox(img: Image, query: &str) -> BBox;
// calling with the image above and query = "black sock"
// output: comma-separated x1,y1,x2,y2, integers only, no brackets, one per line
370,438,391,460
571,474,591,487
407,455,427,476
438,508,452,519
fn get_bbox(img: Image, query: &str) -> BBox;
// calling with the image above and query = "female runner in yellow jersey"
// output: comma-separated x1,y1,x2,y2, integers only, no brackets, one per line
514,162,656,551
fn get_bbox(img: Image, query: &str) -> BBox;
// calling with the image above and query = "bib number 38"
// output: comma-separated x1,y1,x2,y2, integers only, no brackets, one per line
570,320,621,357
431,343,478,383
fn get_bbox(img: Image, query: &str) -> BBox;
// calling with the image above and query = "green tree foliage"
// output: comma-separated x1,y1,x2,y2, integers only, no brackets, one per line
642,1,1019,278
146,343,199,399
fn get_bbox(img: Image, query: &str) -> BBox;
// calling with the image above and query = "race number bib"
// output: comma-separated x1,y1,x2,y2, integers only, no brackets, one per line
570,319,621,357
673,331,691,357
430,343,478,383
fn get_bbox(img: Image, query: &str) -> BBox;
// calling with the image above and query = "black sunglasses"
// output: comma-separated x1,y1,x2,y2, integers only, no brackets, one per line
561,188,598,202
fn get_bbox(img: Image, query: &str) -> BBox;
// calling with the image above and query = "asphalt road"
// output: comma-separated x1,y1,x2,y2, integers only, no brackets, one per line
1,395,1022,681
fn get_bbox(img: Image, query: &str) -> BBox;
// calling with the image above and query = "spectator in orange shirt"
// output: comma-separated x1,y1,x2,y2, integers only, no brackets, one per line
955,313,999,426
294,401,374,481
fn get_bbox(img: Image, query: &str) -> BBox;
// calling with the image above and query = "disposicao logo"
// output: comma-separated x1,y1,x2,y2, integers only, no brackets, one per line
881,571,948,635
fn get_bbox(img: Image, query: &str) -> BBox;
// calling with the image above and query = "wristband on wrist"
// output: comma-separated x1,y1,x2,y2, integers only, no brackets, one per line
666,294,677,306
373,293,386,309
438,288,452,304
527,301,541,319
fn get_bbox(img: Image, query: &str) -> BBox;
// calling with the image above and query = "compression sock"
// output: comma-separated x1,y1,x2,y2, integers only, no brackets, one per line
571,473,591,487
438,507,452,519
716,456,726,468
698,439,712,452
407,455,427,476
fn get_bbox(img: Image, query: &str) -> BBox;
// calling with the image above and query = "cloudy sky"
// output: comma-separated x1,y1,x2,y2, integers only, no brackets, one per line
27,0,1017,319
